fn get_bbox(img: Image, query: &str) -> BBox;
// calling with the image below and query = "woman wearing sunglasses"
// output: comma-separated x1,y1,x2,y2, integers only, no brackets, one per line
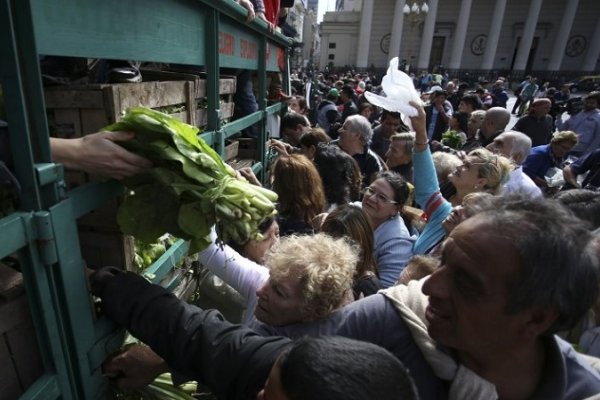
409,101,512,255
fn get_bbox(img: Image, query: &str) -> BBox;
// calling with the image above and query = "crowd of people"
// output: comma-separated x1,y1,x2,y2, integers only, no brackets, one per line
41,7,600,396
3,0,596,398
72,60,600,397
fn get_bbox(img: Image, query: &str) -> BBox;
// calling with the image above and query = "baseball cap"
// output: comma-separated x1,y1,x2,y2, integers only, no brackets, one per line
426,85,445,94
327,88,340,97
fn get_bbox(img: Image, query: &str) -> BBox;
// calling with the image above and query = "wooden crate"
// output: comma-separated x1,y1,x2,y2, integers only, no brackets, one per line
141,69,236,101
0,264,44,399
223,140,240,162
141,69,236,127
196,101,235,126
45,80,196,139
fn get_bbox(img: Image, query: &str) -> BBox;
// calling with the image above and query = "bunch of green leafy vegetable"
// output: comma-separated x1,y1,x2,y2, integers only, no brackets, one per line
132,238,167,272
441,129,466,150
105,107,278,253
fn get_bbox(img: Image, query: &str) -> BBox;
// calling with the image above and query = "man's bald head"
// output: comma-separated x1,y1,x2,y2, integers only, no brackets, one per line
529,98,552,117
480,107,511,138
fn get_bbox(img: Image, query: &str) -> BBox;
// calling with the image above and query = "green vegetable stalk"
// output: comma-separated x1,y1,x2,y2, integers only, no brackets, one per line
105,107,278,254
116,373,197,400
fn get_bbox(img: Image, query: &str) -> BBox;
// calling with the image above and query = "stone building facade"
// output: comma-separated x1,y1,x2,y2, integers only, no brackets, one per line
320,0,600,81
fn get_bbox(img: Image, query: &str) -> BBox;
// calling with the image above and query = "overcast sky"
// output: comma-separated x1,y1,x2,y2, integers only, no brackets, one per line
317,0,336,23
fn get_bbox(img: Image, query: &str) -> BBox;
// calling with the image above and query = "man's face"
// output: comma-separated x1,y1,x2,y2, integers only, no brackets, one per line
458,101,473,114
486,133,514,159
530,101,551,117
287,98,301,114
338,121,359,151
380,116,402,136
432,94,447,106
479,115,495,136
282,124,307,146
584,97,599,112
341,92,351,102
385,139,411,168
467,113,484,136
421,216,531,356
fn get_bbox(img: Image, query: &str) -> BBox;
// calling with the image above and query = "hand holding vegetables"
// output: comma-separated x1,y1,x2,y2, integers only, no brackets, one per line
50,131,152,180
105,107,278,253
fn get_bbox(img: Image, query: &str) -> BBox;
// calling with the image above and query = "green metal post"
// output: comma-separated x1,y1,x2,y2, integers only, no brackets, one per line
206,9,223,155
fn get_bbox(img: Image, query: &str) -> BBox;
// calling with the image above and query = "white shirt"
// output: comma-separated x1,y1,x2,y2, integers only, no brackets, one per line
503,166,543,198
198,229,270,326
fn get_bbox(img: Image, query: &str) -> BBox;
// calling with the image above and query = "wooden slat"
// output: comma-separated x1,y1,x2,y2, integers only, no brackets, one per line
0,263,23,301
80,109,110,135
0,338,21,399
113,81,189,111
6,320,44,390
0,295,29,333
44,86,105,109
51,109,82,138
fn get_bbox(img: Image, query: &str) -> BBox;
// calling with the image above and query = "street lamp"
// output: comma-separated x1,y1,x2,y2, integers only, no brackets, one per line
402,1,429,23
402,1,428,72
403,1,429,19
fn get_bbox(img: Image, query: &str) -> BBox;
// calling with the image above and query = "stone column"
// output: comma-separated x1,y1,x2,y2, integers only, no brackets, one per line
356,0,374,69
547,0,579,71
448,0,473,69
513,0,543,71
417,0,439,70
481,0,508,70
582,17,600,71
389,0,407,63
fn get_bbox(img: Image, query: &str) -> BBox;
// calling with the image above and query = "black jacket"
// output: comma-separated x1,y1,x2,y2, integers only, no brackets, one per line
91,268,291,399
424,104,450,142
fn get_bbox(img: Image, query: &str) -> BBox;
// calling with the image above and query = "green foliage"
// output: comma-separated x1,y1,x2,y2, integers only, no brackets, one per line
441,129,466,150
105,107,278,254
132,239,167,272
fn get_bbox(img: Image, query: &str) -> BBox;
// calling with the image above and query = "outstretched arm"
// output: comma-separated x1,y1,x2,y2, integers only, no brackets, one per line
91,267,289,398
409,101,453,254
50,131,151,179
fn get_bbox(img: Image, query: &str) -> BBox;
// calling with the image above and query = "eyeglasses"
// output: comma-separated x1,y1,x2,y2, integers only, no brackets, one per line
460,155,498,171
363,186,399,204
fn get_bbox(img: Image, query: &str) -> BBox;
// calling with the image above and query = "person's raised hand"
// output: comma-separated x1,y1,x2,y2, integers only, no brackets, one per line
408,101,426,141
269,139,291,156
238,166,262,186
